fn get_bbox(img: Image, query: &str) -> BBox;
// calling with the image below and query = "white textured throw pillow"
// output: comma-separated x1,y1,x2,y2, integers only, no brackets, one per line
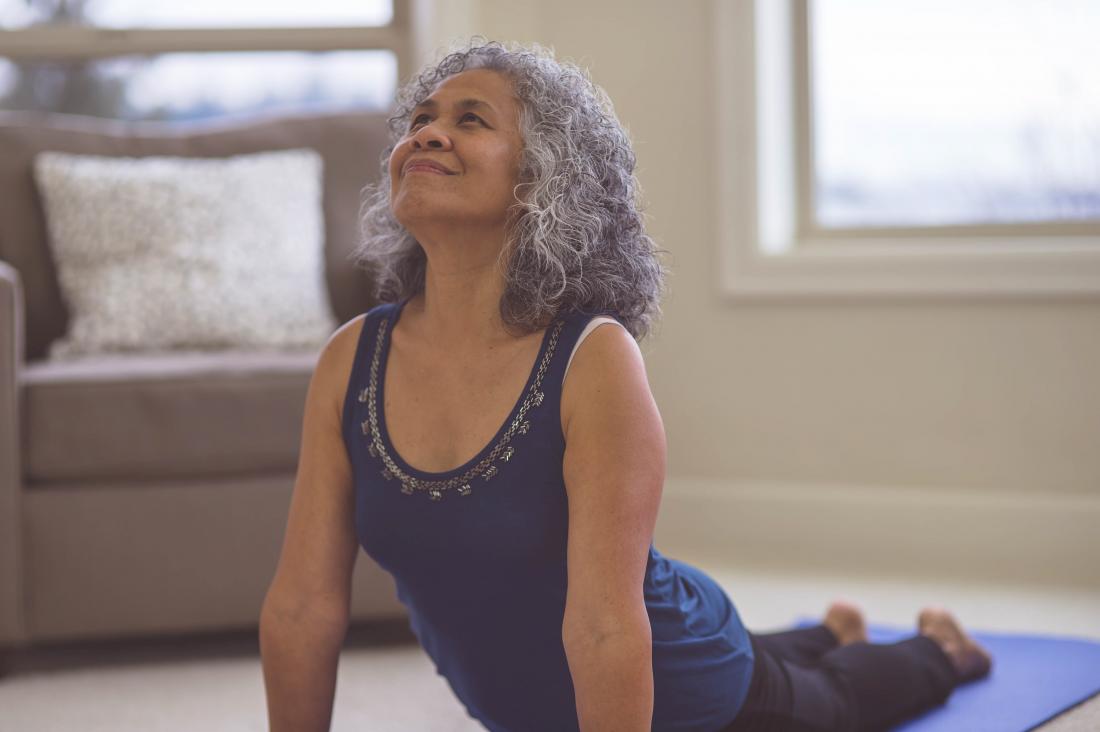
34,149,337,359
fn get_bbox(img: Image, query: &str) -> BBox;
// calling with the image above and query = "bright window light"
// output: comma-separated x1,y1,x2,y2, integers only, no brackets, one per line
0,52,396,120
811,0,1100,228
0,0,392,28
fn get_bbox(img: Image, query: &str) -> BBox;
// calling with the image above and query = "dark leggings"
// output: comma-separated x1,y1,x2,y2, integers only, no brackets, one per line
721,624,960,732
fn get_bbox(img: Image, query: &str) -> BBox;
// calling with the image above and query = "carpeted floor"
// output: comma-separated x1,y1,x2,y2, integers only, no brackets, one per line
0,621,478,732
2,565,1098,731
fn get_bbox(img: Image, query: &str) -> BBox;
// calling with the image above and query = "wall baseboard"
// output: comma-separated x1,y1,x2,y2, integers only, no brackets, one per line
653,477,1100,589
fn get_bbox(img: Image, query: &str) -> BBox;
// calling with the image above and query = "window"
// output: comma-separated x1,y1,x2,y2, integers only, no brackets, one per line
809,0,1100,231
713,0,1100,299
0,1,393,29
0,0,409,121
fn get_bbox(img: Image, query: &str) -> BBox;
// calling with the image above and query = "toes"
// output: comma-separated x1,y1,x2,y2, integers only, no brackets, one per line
917,606,949,631
827,599,863,618
825,600,868,643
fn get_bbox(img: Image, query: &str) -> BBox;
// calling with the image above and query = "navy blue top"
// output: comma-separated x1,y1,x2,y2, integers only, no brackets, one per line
342,298,754,732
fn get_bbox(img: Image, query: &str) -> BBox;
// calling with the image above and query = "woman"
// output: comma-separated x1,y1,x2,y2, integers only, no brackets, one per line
260,40,992,732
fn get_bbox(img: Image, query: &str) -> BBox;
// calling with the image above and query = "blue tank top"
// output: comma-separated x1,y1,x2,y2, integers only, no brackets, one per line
342,298,754,732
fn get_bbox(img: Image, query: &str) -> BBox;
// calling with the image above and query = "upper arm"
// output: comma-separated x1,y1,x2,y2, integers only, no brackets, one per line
560,321,666,645
262,315,366,623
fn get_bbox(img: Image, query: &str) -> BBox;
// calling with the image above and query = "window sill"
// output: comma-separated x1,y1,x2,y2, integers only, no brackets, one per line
718,233,1100,300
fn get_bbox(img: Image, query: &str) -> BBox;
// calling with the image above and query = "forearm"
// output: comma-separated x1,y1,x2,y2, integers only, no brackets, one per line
565,627,653,732
259,607,348,732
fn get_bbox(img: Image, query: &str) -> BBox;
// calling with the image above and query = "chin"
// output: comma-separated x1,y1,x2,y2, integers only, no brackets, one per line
392,196,464,228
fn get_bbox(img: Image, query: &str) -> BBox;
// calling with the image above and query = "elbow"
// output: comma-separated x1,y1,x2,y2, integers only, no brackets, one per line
562,608,651,651
261,593,350,630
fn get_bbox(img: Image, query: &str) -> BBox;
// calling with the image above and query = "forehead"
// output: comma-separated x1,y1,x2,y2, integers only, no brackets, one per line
417,68,519,115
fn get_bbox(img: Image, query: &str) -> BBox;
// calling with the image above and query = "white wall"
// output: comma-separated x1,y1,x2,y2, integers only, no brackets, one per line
414,0,1100,587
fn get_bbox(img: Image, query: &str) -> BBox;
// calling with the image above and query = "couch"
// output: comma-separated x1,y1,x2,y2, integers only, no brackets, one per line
0,109,409,662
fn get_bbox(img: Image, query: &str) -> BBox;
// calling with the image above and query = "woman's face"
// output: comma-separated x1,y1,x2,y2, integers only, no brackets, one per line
388,68,524,233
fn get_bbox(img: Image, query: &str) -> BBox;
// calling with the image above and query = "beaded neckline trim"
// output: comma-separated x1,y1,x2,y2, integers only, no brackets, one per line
358,312,565,502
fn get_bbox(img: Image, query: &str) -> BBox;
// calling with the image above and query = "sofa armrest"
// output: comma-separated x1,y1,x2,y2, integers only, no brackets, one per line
0,259,27,647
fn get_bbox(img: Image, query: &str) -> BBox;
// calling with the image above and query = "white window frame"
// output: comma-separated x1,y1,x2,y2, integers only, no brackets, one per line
0,0,414,98
714,0,1100,300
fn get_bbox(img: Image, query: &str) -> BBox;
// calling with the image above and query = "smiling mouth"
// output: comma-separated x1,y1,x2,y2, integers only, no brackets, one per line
403,163,455,176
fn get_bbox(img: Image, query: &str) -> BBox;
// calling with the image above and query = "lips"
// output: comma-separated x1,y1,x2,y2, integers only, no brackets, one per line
403,159,456,176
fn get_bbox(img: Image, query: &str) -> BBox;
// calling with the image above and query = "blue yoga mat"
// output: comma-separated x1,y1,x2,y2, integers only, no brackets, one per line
792,617,1100,732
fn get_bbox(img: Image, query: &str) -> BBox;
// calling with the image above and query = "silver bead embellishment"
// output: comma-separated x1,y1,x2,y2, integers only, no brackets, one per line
361,314,564,502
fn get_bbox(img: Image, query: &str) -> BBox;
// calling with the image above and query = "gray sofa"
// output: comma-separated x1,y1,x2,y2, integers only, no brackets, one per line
0,110,408,660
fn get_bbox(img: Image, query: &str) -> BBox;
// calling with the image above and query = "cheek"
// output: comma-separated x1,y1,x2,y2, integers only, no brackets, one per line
388,138,414,178
387,152,402,185
482,148,521,191
501,144,524,192
387,152,414,203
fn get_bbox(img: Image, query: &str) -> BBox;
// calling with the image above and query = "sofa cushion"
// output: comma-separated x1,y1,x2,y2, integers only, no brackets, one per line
22,350,318,484
0,110,388,362
34,148,336,358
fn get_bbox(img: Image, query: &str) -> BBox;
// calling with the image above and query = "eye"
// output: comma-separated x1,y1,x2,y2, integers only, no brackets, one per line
406,110,483,134
409,114,433,131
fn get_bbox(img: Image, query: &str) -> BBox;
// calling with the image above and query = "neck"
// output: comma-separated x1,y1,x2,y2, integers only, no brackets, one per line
403,220,515,350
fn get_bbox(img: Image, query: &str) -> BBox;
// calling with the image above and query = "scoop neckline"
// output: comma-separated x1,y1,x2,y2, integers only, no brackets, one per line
373,297,558,481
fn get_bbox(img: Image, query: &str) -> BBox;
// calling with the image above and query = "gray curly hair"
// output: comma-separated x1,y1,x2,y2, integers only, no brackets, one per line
353,38,668,341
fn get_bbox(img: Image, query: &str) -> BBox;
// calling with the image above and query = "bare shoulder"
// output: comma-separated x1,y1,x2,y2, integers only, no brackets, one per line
324,313,369,362
560,318,653,439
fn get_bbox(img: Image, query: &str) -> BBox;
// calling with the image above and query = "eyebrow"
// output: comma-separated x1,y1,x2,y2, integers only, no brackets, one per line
411,98,498,116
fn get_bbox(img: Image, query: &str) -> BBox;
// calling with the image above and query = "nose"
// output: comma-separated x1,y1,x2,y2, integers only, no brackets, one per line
409,121,452,151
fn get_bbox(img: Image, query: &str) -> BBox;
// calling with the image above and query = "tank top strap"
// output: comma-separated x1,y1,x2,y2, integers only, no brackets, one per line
341,301,400,453
564,313,627,384
540,307,626,394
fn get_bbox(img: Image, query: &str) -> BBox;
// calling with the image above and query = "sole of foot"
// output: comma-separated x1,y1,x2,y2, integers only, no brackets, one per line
824,599,869,645
918,606,993,683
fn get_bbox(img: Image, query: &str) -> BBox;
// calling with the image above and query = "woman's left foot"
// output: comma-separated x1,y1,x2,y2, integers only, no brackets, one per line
824,599,869,645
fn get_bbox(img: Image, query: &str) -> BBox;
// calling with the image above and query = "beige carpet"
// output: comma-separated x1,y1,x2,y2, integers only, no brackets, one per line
2,565,1098,731
0,621,480,732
